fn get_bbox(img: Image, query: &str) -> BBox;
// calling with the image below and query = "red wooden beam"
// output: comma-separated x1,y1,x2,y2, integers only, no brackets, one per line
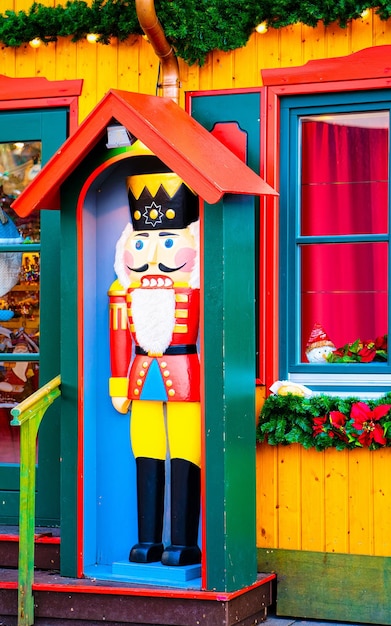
0,75,82,100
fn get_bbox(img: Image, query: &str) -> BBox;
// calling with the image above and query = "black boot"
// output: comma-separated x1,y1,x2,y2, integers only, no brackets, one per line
161,458,201,566
129,457,165,563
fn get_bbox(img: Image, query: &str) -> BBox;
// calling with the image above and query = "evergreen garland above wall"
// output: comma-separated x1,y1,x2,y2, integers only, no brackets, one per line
0,0,390,65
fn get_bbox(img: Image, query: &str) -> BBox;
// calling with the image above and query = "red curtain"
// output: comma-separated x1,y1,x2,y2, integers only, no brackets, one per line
300,120,389,359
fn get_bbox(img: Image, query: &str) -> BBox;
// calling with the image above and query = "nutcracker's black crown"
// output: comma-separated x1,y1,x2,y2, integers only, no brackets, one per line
127,172,198,231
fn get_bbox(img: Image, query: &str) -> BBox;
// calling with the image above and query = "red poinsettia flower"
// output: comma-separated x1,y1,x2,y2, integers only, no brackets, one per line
313,415,327,435
329,411,349,442
330,411,346,428
351,401,391,446
375,335,387,351
358,345,376,362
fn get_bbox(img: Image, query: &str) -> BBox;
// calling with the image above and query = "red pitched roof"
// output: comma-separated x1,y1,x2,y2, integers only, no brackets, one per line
262,44,391,86
12,89,276,217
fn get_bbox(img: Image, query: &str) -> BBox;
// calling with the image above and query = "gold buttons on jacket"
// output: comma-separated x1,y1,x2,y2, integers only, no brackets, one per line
159,361,175,395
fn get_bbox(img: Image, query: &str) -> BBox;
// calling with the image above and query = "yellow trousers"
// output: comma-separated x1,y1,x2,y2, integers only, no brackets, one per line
130,400,201,468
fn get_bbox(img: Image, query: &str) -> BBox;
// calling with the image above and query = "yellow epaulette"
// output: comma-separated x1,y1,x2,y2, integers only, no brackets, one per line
108,278,126,297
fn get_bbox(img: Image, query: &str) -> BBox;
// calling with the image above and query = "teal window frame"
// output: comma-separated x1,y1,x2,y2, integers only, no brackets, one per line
279,89,391,394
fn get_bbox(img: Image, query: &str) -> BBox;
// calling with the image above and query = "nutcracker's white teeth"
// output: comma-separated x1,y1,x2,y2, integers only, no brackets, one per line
140,275,173,288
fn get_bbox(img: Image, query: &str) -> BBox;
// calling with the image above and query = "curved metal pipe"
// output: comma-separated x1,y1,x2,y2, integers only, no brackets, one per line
135,0,180,104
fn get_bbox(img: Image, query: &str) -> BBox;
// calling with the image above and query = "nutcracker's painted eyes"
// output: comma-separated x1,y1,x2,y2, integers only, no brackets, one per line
134,239,144,251
164,238,174,249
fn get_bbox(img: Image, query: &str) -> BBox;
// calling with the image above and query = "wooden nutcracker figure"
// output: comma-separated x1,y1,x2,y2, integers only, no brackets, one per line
108,166,201,567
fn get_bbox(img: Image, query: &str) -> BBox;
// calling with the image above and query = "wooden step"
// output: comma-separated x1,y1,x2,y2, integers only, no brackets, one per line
0,526,60,570
0,569,275,626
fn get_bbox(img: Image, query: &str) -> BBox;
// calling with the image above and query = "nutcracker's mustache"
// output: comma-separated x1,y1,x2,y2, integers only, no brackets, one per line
129,263,148,273
128,262,187,273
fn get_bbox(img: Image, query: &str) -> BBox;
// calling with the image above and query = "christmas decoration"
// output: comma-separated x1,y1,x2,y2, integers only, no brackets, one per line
305,322,336,363
326,334,387,363
257,391,391,451
0,0,387,66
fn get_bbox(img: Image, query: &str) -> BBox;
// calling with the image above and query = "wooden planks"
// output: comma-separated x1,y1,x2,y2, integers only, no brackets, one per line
256,443,391,558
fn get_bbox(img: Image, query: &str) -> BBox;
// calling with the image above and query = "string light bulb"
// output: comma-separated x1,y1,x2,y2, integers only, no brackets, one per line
29,37,42,48
86,33,99,43
360,8,370,18
255,21,268,34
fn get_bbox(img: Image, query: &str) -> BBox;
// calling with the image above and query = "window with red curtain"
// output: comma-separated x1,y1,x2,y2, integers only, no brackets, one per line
300,112,389,363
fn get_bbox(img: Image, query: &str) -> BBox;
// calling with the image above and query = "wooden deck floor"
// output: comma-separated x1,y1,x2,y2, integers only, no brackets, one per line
0,529,275,626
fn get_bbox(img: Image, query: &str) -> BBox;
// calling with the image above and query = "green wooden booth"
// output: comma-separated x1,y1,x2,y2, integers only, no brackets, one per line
12,89,276,596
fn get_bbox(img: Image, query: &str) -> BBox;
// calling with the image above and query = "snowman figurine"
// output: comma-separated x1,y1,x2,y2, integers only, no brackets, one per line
305,323,336,363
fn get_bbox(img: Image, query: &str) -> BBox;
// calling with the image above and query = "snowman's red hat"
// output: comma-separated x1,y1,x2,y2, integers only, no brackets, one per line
305,323,335,354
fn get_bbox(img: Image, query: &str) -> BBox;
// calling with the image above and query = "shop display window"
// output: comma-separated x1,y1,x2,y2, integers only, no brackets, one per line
0,140,41,462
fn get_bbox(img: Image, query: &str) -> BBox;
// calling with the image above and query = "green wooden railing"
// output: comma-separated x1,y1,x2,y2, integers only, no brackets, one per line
11,375,62,626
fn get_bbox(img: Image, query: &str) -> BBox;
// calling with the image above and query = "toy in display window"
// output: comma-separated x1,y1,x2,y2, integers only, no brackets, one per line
0,141,41,463
109,165,201,567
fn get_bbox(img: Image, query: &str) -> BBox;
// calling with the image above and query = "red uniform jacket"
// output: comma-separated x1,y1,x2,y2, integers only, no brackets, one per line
108,280,200,402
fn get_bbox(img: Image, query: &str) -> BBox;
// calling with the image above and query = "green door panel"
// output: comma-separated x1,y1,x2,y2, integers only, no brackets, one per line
189,91,261,173
189,91,261,589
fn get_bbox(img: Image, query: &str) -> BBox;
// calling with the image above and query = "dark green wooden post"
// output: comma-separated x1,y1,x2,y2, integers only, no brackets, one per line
203,194,257,592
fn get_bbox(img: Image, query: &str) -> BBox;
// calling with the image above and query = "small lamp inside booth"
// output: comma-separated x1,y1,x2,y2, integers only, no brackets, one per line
106,125,136,149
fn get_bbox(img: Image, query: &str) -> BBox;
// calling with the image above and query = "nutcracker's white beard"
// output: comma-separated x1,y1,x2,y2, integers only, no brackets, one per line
131,288,176,354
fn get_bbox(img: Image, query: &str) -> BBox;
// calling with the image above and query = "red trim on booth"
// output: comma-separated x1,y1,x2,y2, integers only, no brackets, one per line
0,582,18,589
76,187,85,580
75,152,136,577
199,200,207,590
31,573,276,599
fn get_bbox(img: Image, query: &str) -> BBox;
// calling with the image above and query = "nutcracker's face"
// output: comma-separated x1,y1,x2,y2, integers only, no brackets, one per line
123,226,197,286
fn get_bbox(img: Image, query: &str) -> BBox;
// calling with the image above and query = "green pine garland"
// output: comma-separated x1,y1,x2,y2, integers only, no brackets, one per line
257,392,391,451
1,0,391,65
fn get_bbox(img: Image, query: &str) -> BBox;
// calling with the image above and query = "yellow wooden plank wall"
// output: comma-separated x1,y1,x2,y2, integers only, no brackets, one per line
1,4,391,121
3,2,391,560
256,443,391,557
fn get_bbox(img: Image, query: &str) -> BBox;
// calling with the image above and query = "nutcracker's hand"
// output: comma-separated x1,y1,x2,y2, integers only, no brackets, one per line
112,396,131,414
